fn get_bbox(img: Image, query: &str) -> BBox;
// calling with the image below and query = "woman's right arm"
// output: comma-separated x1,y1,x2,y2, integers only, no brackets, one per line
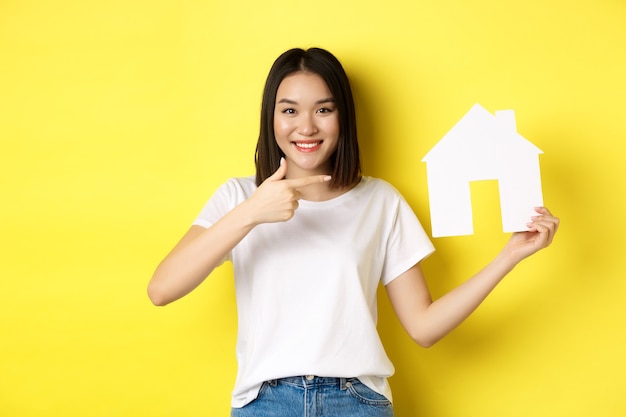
147,202,259,306
147,159,331,306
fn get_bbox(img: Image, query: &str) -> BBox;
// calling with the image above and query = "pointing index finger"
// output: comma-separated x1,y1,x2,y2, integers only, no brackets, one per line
284,175,332,189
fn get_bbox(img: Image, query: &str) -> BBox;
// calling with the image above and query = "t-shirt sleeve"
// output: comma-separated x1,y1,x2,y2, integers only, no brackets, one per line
192,179,239,229
190,179,243,264
381,194,435,286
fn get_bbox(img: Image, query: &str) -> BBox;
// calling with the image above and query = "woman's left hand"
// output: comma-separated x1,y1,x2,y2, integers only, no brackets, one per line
503,207,560,264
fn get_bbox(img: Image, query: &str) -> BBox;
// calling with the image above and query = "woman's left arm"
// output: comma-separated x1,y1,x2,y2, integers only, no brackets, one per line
386,207,559,348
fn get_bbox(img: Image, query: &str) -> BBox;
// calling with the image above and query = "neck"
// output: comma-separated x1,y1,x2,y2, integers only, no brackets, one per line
297,182,342,202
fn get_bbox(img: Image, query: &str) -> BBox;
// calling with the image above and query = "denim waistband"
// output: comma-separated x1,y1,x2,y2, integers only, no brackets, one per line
268,375,356,389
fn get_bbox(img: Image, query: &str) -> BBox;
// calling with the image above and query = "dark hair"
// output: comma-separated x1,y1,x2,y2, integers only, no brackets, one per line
255,48,361,189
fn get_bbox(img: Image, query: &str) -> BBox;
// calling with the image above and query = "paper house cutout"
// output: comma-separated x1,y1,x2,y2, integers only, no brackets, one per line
422,103,544,237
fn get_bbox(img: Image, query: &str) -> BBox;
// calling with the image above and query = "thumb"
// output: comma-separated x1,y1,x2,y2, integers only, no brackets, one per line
266,157,287,181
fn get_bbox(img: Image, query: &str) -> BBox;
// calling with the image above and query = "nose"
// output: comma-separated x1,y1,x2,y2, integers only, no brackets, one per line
297,113,318,136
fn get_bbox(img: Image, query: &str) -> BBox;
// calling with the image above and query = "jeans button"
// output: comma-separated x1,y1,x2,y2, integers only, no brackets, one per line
305,375,314,380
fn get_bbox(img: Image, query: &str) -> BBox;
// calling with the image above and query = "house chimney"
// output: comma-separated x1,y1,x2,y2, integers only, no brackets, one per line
495,109,517,132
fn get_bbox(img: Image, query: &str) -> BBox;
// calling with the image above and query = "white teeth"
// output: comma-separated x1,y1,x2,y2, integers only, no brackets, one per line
295,142,320,149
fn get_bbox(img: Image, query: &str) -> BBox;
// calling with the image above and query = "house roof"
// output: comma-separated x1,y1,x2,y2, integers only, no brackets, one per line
422,103,543,163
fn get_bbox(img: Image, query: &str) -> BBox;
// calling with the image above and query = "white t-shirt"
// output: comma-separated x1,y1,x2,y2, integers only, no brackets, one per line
193,176,435,408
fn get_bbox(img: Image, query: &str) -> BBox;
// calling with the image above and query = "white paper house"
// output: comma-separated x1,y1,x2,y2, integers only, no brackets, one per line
422,103,544,237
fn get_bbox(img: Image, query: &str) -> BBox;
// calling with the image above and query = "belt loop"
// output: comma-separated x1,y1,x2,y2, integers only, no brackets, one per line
340,377,348,390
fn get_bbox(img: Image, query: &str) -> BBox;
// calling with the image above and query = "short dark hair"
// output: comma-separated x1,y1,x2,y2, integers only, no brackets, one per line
255,48,361,189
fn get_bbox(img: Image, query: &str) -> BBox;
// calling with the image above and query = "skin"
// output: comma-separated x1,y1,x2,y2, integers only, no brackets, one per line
386,206,558,347
273,71,346,201
274,72,339,177
147,71,560,348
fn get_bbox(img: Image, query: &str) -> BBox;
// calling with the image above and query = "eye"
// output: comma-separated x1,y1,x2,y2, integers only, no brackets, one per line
281,108,296,115
317,107,335,114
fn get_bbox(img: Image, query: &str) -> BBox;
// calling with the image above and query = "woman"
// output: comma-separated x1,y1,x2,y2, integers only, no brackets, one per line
148,47,559,416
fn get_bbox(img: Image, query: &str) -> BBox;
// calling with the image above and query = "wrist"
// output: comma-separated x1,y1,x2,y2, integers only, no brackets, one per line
233,200,260,230
493,249,518,275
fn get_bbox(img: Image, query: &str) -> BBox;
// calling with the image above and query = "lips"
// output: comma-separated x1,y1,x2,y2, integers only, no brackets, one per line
293,141,322,152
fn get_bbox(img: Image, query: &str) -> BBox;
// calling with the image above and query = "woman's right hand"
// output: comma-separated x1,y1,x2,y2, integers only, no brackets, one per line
244,158,331,225
148,158,330,305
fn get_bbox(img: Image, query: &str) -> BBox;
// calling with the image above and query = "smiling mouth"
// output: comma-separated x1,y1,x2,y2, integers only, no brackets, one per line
293,141,322,151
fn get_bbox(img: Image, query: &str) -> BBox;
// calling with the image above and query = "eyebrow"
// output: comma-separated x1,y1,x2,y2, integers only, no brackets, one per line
276,97,335,105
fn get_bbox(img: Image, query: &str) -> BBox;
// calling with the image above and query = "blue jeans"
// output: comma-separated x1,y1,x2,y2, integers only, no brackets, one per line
230,376,394,417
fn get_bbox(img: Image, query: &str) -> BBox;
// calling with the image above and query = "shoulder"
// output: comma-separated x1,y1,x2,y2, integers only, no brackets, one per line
217,175,257,196
204,176,257,207
359,176,404,200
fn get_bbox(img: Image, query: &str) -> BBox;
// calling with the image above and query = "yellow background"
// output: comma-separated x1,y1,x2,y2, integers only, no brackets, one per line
1,0,625,416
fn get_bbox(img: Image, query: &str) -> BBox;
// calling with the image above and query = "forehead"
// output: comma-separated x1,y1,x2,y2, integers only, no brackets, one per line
276,72,332,99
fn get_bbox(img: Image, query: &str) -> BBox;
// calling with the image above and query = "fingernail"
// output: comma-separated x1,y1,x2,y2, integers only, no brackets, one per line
323,175,332,181
280,157,285,165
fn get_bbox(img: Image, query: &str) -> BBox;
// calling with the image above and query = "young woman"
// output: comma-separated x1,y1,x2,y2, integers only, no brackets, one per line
148,48,559,417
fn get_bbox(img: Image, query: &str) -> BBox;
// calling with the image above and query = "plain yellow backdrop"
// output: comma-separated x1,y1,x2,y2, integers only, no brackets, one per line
1,0,625,416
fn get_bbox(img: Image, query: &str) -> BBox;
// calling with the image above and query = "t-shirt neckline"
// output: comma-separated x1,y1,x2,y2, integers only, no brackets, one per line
298,176,369,209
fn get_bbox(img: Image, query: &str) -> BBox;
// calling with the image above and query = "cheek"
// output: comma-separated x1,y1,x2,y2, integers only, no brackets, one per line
273,118,290,139
324,116,340,138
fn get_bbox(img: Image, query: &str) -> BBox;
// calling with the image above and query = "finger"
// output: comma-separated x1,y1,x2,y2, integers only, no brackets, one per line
284,174,332,189
527,219,557,245
531,207,560,228
266,157,287,182
527,221,549,233
529,214,560,232
527,218,555,232
534,206,557,217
